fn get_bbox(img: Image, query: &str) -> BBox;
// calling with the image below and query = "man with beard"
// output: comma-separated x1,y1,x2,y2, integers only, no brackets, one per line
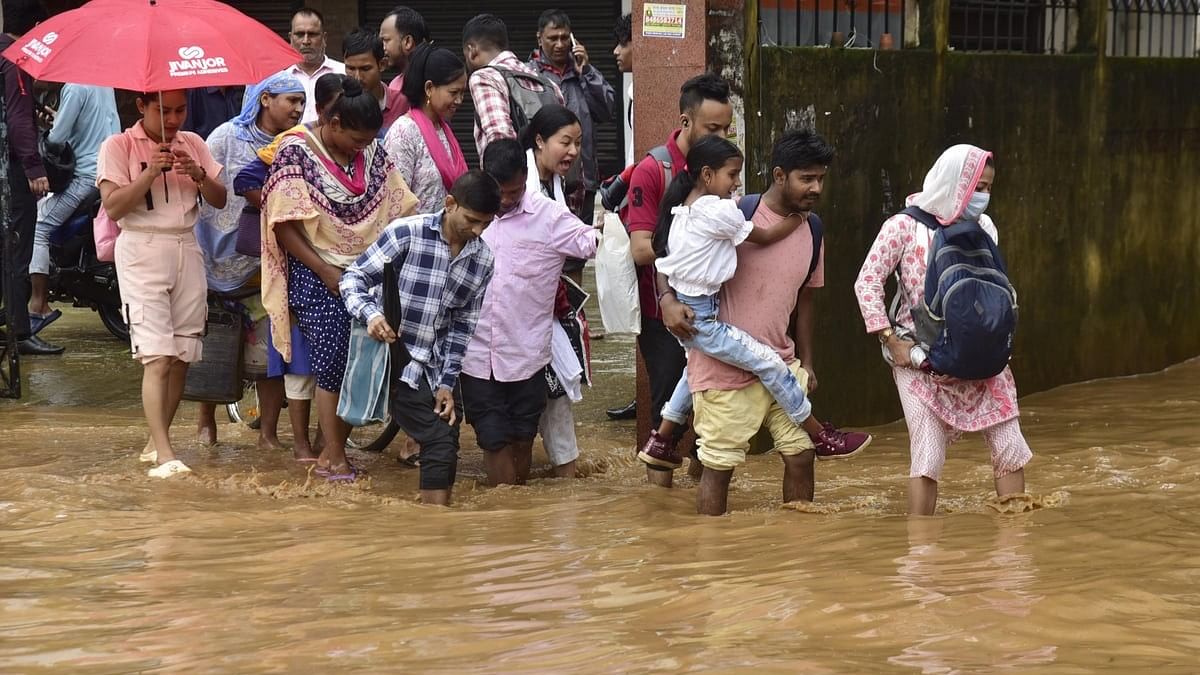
379,6,429,103
658,129,837,515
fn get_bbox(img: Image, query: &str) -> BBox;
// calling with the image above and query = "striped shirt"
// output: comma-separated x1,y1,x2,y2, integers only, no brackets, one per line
341,212,494,391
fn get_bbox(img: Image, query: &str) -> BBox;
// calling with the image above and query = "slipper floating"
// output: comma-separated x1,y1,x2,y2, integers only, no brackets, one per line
148,460,192,479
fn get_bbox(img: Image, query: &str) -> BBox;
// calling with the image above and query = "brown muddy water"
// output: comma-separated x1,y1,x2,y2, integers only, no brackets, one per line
2,306,1200,673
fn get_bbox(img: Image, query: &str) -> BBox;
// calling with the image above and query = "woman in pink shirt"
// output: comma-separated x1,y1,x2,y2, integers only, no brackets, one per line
97,90,227,479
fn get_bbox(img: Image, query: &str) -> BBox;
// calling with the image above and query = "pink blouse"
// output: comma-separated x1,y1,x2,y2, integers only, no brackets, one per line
855,213,1021,432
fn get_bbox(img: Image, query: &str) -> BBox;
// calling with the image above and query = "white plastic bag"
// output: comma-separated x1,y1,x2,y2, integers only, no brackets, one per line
594,212,641,336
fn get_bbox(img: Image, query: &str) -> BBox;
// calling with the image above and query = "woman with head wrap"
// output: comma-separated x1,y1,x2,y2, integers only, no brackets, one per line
193,73,306,451
855,145,1032,515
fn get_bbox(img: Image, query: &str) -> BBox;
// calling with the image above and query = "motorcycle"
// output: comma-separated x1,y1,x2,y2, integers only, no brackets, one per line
44,193,128,341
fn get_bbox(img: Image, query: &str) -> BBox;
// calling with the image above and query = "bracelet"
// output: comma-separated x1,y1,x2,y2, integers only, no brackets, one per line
657,290,676,305
192,166,206,184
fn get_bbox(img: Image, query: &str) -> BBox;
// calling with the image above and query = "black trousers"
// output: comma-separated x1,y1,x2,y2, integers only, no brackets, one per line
637,316,687,430
3,160,36,339
389,367,463,491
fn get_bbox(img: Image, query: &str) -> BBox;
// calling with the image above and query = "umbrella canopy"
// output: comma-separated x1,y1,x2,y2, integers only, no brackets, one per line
1,0,301,91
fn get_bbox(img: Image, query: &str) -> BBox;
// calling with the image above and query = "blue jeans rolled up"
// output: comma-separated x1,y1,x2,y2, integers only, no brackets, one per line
660,292,812,426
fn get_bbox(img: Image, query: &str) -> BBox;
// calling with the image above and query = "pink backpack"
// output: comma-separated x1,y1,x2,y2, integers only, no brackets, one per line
92,131,131,262
93,206,119,262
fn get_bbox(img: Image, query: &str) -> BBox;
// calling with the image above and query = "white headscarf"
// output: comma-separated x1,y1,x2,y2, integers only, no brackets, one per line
526,148,566,205
906,144,993,225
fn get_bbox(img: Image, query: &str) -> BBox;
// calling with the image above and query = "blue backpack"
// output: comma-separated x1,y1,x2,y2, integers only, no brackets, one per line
901,206,1018,380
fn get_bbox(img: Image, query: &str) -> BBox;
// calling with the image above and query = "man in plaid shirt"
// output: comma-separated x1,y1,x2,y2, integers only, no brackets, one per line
462,13,563,158
341,170,501,506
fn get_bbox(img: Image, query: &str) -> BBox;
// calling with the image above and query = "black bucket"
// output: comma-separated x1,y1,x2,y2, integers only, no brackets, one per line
182,305,244,404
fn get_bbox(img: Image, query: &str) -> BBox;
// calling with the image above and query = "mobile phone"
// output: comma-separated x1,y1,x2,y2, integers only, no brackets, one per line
570,33,583,66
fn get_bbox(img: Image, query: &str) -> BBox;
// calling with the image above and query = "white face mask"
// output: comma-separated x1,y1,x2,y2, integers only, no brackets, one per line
961,191,990,221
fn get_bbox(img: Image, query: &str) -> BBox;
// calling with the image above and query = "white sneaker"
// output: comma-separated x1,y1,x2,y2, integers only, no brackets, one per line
147,459,192,479
139,449,157,463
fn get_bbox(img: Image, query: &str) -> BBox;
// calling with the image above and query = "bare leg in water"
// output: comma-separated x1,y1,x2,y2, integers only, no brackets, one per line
484,438,535,486
314,388,352,475
142,358,189,464
781,450,815,504
197,402,218,446
288,398,316,461
195,378,285,449
697,466,733,516
254,377,285,449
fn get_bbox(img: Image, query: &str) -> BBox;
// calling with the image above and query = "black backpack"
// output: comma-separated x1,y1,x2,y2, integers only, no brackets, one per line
737,193,824,290
598,144,673,213
479,65,561,138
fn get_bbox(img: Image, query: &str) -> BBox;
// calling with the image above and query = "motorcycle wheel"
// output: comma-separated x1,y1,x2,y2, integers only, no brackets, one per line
347,418,401,453
226,379,263,430
98,302,130,342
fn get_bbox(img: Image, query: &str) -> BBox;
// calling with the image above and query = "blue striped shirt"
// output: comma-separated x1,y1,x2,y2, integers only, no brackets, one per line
341,212,494,391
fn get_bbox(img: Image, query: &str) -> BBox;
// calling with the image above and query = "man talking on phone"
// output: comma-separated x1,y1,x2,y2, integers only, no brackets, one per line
528,8,615,230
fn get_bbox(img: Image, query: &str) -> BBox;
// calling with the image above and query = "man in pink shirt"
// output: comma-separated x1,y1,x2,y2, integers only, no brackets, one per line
380,6,429,98
660,130,835,515
460,139,598,487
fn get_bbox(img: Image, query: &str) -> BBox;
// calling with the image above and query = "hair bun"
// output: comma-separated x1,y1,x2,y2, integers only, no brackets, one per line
341,78,365,98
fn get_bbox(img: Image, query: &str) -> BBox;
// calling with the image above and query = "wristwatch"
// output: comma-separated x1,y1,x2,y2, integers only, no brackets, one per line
878,327,895,344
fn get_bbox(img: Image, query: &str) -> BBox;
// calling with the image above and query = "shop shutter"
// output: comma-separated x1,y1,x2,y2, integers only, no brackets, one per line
362,1,624,177
239,0,305,39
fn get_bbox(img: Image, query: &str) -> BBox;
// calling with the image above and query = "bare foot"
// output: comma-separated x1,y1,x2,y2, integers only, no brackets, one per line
257,435,286,451
293,446,319,462
197,424,217,447
398,436,420,462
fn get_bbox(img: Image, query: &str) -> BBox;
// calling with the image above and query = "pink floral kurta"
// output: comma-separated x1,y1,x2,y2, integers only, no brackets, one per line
855,211,1020,433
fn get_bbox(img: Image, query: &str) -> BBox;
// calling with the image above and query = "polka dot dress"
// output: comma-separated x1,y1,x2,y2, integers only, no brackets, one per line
287,255,351,393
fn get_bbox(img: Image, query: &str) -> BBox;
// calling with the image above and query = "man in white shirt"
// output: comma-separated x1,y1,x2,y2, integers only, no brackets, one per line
281,8,345,125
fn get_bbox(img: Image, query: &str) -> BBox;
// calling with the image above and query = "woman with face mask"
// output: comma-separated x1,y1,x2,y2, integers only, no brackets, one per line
854,144,1033,516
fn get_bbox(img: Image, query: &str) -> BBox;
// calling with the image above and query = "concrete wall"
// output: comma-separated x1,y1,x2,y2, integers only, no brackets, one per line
745,48,1200,424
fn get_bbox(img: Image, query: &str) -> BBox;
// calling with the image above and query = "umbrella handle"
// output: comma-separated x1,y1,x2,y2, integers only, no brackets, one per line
159,91,170,203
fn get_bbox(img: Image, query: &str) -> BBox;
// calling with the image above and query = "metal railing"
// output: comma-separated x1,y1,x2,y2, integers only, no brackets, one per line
949,0,1082,53
760,0,907,48
1108,0,1200,56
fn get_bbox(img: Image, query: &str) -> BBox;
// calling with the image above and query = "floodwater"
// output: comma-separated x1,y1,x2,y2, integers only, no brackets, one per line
3,306,1200,673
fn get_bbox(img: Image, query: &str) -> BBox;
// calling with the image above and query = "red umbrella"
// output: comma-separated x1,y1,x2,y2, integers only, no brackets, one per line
2,0,300,91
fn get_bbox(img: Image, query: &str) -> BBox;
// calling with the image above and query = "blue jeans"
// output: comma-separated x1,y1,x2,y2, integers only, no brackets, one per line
31,175,98,276
660,292,812,426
